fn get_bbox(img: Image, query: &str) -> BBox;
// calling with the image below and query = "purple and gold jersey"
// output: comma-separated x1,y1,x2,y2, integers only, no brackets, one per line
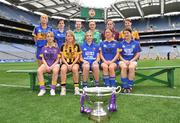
53,29,66,48
61,43,81,64
32,24,52,47
81,42,99,64
119,40,141,61
100,40,120,61
40,43,60,67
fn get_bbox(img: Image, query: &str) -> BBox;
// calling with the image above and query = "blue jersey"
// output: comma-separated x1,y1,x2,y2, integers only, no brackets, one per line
53,29,66,48
81,42,99,64
100,40,119,61
32,24,52,47
119,40,141,61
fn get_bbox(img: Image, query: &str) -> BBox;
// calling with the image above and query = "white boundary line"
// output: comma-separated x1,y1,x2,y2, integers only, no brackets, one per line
120,93,180,99
0,84,29,88
0,84,180,99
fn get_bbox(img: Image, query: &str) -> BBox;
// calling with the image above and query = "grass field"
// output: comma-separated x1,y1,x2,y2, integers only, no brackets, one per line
0,59,180,123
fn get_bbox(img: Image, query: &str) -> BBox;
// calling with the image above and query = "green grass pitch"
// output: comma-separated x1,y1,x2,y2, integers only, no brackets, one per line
0,59,180,123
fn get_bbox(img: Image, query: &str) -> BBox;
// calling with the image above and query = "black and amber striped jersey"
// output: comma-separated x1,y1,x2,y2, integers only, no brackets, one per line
60,43,81,64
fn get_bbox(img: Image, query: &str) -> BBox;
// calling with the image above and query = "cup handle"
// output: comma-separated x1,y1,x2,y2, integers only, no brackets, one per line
115,86,121,93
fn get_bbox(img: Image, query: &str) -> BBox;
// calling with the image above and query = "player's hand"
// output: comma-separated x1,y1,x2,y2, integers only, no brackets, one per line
83,60,89,64
46,66,51,73
68,64,72,71
124,60,130,65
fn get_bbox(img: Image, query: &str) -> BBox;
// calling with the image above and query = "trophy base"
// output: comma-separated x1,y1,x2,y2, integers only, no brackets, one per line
89,114,109,123
89,102,109,122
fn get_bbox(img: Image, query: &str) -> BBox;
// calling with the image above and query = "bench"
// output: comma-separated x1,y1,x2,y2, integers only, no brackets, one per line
116,66,180,88
6,66,180,90
6,70,94,91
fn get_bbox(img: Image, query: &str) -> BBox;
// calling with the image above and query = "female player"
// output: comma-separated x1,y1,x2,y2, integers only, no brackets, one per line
119,28,141,93
60,30,81,95
32,14,52,66
100,28,120,87
80,31,100,88
37,32,60,96
53,19,66,48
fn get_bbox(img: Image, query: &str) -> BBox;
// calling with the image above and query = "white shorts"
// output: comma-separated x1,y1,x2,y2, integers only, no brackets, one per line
119,61,137,66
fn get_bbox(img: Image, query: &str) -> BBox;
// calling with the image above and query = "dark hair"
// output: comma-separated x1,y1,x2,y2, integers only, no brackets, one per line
57,19,64,25
123,28,132,33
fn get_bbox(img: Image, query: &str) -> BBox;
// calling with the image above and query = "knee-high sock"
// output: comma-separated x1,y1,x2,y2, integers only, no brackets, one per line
103,75,110,87
110,76,116,87
121,78,128,89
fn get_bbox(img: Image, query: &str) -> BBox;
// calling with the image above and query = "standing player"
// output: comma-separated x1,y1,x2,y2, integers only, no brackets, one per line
53,19,66,48
60,30,81,95
88,21,101,44
101,19,119,41
80,31,100,88
32,14,52,66
119,28,141,93
119,19,140,41
37,32,60,96
100,29,120,87
74,21,85,46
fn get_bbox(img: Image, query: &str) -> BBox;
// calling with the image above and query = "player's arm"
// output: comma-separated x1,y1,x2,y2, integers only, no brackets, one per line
50,57,59,69
32,27,37,42
99,49,106,63
61,53,69,66
41,55,49,68
95,53,100,62
110,50,119,63
130,52,140,62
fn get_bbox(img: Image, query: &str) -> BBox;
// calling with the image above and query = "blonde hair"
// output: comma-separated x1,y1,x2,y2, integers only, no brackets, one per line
65,30,76,45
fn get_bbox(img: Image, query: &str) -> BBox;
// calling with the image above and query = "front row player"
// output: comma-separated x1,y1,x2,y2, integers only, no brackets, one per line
119,28,141,93
60,30,81,95
80,31,100,88
100,28,120,87
37,32,60,96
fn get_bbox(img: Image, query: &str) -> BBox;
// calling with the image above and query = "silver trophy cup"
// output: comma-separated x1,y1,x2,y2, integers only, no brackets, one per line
81,86,121,122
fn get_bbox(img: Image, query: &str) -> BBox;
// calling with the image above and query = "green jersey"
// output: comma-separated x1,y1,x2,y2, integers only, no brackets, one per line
92,30,101,45
74,30,85,46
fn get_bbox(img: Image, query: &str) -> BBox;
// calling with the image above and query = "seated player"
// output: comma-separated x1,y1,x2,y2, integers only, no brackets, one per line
119,28,141,93
60,30,81,95
80,31,100,88
100,28,120,87
37,32,60,96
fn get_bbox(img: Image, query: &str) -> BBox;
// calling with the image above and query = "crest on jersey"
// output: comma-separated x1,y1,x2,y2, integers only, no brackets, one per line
89,9,96,18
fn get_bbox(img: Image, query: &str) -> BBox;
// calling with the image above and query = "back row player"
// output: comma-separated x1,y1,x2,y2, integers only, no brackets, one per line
33,15,140,66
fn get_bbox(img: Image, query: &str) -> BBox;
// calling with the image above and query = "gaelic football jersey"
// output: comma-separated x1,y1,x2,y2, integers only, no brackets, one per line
81,42,99,64
41,43,60,67
100,40,119,61
119,40,141,61
119,30,140,41
53,29,66,48
74,30,85,46
61,43,81,64
32,24,52,47
92,30,101,45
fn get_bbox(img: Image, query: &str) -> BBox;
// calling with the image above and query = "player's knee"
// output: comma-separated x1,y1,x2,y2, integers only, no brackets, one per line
121,65,127,70
128,65,135,71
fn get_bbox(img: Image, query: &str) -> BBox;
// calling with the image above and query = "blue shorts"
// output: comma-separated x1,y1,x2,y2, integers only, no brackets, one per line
36,47,43,60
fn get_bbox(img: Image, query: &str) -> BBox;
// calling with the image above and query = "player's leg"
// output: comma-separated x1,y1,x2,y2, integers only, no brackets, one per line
72,64,80,95
60,64,68,95
101,63,110,87
127,61,137,92
50,64,60,96
109,63,117,87
37,64,47,96
82,62,90,88
119,61,128,92
36,47,43,67
92,62,99,87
